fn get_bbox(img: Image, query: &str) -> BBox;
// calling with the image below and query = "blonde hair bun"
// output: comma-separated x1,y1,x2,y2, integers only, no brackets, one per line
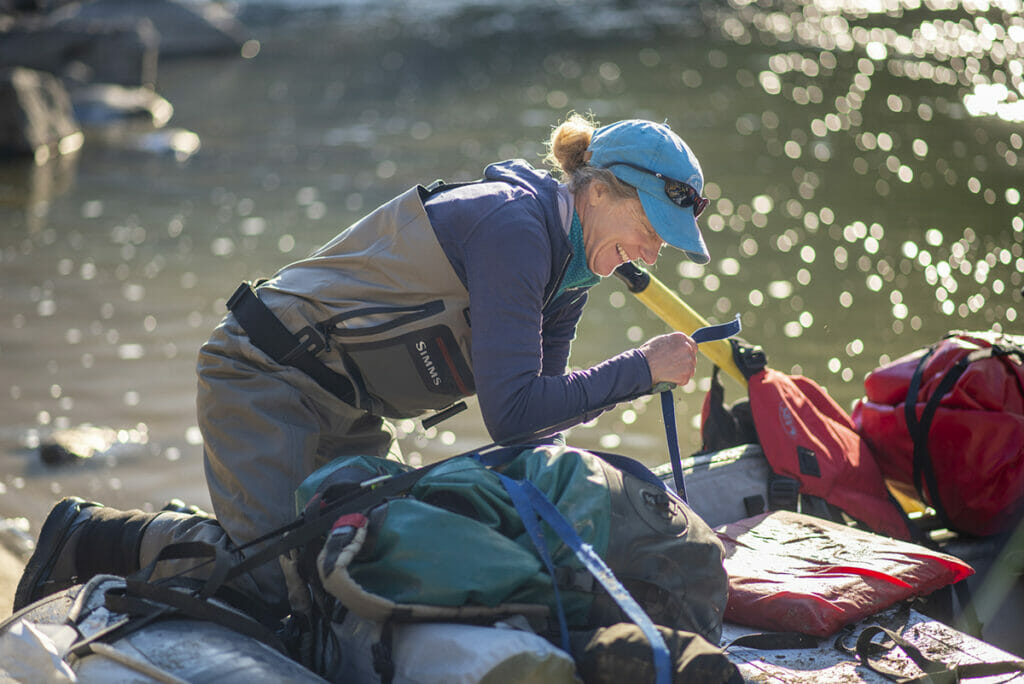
544,112,598,178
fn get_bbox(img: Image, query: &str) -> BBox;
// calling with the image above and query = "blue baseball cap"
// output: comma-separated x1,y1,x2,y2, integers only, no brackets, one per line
587,119,710,264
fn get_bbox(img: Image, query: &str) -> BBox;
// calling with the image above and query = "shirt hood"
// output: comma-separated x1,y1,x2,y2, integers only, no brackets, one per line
483,159,565,232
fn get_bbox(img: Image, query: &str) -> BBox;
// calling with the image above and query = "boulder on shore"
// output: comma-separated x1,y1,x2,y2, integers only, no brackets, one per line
0,67,83,162
52,0,251,58
0,0,253,87
0,0,251,159
0,15,159,87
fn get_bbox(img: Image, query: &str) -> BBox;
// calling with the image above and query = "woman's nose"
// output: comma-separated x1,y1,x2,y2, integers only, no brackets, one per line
640,239,663,265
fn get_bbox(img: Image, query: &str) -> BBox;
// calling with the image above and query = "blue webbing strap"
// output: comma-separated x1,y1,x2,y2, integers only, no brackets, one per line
500,476,571,651
661,316,742,500
660,391,686,502
498,474,673,684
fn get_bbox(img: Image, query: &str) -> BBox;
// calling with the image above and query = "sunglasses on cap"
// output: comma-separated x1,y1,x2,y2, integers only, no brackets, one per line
605,161,710,217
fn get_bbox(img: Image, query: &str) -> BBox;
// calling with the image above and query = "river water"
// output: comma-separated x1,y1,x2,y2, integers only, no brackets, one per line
0,0,1021,576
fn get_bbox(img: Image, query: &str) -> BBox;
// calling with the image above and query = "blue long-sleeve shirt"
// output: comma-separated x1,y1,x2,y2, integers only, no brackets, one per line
425,160,653,442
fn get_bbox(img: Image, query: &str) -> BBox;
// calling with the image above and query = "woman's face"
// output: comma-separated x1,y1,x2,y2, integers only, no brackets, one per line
578,183,665,277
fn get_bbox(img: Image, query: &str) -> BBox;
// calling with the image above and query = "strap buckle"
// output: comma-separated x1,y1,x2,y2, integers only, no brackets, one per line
768,475,800,511
281,326,326,363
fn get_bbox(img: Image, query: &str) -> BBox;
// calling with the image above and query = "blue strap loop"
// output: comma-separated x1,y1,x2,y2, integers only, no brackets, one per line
690,316,741,346
662,315,742,499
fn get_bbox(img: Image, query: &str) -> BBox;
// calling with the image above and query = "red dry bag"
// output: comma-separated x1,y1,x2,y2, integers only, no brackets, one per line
853,330,1024,537
701,344,913,541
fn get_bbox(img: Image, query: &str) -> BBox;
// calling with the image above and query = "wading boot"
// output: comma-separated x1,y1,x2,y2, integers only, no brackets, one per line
13,497,158,612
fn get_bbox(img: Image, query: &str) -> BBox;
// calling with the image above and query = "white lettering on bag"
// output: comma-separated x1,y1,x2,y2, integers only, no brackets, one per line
416,340,442,386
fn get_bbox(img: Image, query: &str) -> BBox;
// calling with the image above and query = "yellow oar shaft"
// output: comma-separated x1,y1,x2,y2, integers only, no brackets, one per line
614,264,747,385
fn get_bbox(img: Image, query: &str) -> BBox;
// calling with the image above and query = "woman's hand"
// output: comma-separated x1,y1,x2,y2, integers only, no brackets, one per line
640,332,698,386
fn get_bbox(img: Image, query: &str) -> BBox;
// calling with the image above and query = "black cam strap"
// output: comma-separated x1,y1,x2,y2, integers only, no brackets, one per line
112,578,286,652
67,572,287,659
854,625,1024,683
227,282,359,406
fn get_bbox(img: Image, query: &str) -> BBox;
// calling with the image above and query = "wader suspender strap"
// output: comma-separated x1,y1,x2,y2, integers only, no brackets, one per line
227,282,359,406
662,316,743,500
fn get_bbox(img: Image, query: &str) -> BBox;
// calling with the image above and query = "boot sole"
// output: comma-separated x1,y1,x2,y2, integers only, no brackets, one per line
13,497,98,612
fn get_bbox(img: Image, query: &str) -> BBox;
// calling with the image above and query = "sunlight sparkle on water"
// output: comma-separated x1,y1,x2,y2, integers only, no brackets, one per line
767,280,794,298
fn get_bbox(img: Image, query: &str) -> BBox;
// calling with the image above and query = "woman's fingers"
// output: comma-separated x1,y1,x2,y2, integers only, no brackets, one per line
640,332,698,386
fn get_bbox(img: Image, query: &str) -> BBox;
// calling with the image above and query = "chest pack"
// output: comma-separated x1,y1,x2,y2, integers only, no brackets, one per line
852,330,1024,536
